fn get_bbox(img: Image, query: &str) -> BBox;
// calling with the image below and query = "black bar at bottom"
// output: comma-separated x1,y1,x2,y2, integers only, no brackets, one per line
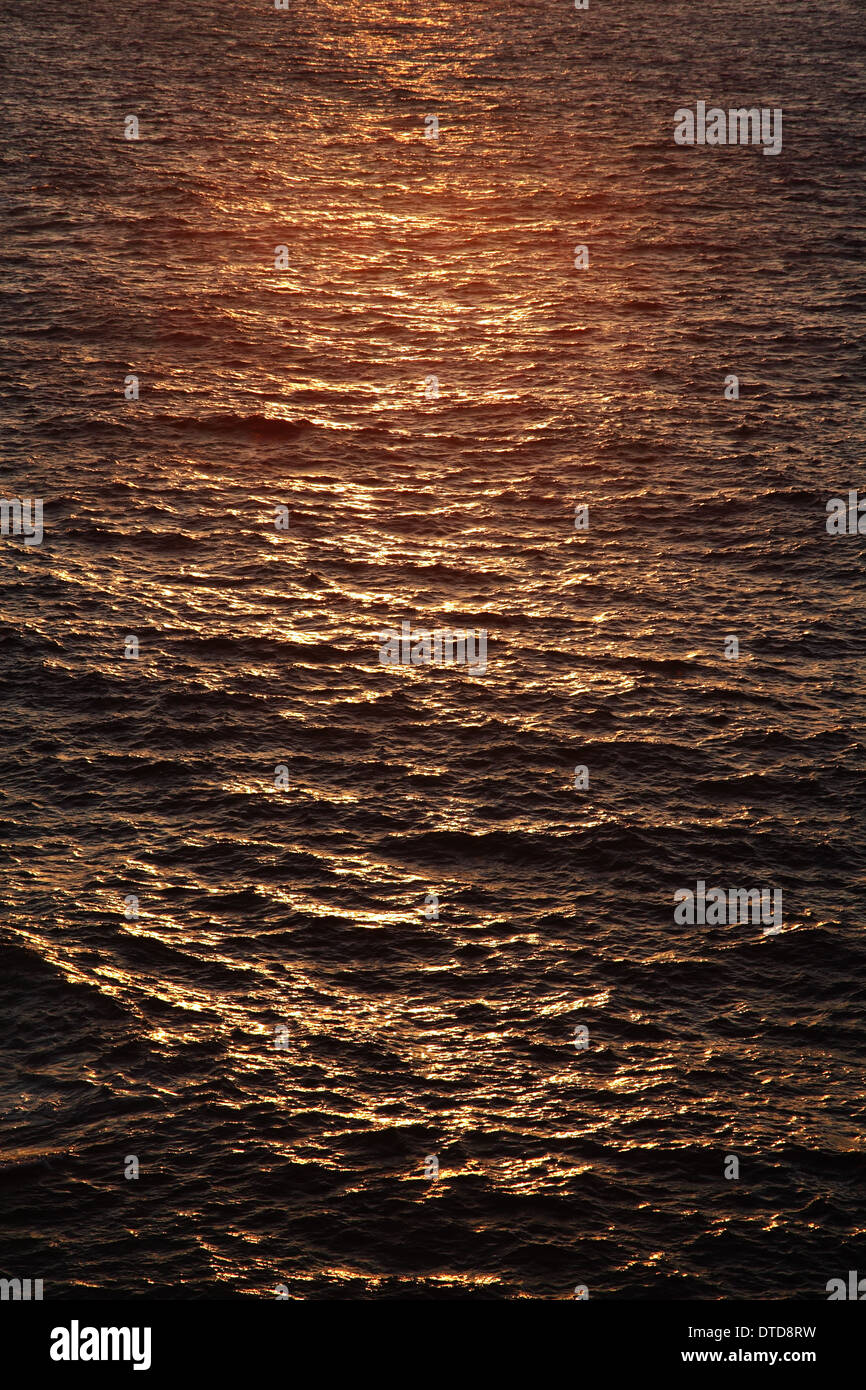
0,1299,858,1377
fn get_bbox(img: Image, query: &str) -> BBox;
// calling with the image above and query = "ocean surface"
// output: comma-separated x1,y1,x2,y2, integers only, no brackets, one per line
1,0,864,1298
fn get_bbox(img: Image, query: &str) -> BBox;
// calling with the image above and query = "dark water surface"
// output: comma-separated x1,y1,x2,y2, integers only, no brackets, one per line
0,0,864,1297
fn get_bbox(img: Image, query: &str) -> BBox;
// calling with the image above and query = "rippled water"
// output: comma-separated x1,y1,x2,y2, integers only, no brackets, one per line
1,0,864,1298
